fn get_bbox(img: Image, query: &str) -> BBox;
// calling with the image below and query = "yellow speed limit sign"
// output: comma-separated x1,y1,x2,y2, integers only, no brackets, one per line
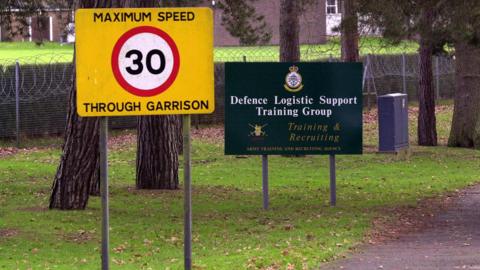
75,8,214,116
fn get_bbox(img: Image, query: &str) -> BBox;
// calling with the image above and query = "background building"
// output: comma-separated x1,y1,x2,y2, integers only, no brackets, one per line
326,0,342,36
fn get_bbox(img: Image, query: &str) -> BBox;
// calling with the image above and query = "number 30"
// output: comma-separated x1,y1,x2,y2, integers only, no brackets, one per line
125,49,166,75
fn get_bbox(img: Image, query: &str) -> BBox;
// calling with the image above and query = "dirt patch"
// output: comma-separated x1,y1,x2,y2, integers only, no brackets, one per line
0,147,57,158
108,126,224,149
364,105,450,124
366,190,461,245
0,147,18,158
109,133,136,150
63,230,96,244
191,126,224,144
362,144,378,153
0,228,19,239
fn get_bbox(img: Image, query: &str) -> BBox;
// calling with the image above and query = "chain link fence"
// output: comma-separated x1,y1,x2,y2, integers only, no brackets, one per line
363,54,455,109
0,48,456,139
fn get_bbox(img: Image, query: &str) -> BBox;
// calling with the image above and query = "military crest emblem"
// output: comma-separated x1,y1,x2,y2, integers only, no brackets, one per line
249,124,267,137
284,65,304,92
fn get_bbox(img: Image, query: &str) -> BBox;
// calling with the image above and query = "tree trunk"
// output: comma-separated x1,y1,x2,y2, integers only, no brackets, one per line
448,42,480,148
341,0,359,62
89,169,100,195
136,116,179,189
133,0,181,190
49,0,124,210
279,0,302,157
49,55,100,209
279,0,300,62
417,8,437,146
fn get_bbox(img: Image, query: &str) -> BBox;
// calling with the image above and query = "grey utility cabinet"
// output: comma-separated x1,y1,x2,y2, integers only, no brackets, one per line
378,93,409,152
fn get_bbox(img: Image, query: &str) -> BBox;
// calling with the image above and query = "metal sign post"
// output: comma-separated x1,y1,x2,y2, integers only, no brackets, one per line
183,115,192,270
262,155,269,210
402,53,407,94
329,154,336,206
15,60,20,148
99,117,110,270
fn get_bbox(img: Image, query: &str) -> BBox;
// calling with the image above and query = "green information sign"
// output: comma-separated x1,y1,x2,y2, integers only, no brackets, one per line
225,62,363,155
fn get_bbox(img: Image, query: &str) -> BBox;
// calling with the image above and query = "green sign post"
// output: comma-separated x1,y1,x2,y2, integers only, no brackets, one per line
225,62,363,207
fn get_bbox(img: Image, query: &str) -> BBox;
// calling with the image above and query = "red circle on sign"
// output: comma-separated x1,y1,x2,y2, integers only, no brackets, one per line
111,26,180,97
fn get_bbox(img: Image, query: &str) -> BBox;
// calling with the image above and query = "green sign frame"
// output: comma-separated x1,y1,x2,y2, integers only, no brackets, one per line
224,62,363,155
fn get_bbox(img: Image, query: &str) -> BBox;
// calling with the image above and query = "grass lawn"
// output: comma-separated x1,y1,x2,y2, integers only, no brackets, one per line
0,42,73,64
0,37,419,64
0,104,479,269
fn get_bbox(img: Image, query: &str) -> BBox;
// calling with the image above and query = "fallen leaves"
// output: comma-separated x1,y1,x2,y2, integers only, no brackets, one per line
166,235,181,245
367,190,460,244
305,234,315,241
191,126,224,144
113,243,127,253
112,257,126,265
143,238,153,246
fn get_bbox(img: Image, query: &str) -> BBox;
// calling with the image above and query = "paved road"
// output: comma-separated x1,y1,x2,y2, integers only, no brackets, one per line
322,185,480,270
